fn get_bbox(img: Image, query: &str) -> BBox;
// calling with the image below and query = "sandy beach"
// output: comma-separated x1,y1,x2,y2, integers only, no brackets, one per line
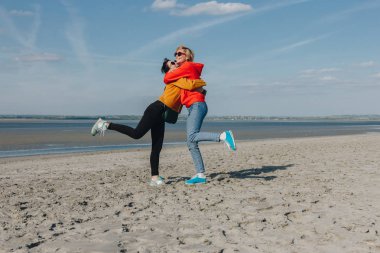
1,134,380,253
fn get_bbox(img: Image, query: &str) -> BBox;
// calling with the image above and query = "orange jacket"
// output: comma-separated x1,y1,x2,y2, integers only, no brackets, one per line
164,62,206,108
159,78,206,112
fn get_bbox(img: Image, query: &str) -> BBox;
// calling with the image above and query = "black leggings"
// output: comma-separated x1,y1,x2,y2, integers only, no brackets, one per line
108,100,165,176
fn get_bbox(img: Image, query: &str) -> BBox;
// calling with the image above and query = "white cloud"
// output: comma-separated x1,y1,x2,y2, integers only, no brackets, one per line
9,9,35,16
301,68,340,75
151,0,252,16
61,0,93,71
320,76,338,81
0,5,41,49
128,14,243,58
253,0,310,13
358,61,376,67
151,0,177,10
277,39,311,52
373,72,380,78
299,68,340,80
135,0,311,59
275,34,330,53
14,53,63,62
176,1,252,16
320,1,380,24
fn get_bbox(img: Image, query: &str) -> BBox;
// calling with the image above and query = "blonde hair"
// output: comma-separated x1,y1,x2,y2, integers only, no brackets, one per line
176,45,194,62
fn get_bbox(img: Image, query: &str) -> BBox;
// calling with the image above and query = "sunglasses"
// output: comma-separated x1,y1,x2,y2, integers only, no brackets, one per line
174,51,186,57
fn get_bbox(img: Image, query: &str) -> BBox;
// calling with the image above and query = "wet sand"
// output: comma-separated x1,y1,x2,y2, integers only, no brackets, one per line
1,134,380,252
0,123,187,151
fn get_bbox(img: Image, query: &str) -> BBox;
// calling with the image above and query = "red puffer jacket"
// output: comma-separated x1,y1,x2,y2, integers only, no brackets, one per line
164,61,206,108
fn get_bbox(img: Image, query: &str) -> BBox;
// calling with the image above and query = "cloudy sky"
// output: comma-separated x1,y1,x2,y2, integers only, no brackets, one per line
1,0,379,116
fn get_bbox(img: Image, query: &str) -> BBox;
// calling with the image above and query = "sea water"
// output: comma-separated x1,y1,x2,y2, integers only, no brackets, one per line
1,119,379,158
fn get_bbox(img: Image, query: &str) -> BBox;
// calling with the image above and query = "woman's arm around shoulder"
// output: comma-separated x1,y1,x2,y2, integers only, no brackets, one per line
164,62,202,84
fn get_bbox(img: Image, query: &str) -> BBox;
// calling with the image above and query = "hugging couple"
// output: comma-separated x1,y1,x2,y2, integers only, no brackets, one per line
91,45,236,186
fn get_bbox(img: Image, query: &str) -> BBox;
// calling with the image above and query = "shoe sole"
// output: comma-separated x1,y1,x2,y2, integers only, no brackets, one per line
91,126,98,136
149,179,165,186
185,181,207,185
149,184,164,187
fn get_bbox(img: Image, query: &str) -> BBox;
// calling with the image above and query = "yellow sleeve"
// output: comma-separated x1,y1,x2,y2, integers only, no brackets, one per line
170,78,206,90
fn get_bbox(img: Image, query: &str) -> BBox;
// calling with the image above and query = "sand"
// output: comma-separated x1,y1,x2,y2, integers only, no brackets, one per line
1,134,380,253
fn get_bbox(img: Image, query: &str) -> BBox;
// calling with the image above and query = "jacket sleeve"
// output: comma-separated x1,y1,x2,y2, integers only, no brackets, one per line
170,78,206,90
164,65,192,84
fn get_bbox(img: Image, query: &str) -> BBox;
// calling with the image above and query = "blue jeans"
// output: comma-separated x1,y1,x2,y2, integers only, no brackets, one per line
187,102,220,174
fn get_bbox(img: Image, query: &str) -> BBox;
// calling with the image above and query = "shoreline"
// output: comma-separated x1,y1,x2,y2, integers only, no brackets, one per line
0,132,376,159
2,115,380,122
2,119,380,159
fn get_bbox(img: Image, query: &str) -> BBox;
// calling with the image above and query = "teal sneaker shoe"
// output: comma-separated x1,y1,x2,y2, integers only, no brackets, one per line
185,175,207,185
91,118,108,136
224,130,236,151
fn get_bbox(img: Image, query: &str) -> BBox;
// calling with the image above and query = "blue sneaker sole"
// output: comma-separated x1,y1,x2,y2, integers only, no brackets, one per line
185,180,207,185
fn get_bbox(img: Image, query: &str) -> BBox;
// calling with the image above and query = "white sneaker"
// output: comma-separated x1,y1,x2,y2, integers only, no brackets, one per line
149,176,164,187
91,118,108,136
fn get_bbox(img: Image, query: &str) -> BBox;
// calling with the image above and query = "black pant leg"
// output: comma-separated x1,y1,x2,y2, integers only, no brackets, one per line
108,102,159,139
150,117,165,176
107,100,166,176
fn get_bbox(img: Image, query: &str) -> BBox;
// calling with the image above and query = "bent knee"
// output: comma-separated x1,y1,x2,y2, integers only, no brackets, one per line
131,131,145,139
187,141,198,149
187,133,198,143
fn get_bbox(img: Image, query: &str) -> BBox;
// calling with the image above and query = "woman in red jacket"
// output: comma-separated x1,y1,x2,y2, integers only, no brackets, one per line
164,45,236,185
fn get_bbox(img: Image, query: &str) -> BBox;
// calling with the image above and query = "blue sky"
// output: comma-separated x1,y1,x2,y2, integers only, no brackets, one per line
1,0,379,116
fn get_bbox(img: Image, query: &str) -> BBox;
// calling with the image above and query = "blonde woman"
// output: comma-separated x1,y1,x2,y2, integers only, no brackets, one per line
163,45,236,185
